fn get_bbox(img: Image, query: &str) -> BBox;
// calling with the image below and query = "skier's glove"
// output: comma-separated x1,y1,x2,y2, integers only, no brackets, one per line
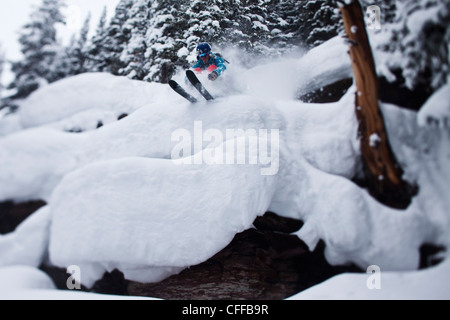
208,71,218,81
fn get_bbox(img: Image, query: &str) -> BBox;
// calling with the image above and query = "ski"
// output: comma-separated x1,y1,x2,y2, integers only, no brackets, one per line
169,80,198,103
186,70,215,101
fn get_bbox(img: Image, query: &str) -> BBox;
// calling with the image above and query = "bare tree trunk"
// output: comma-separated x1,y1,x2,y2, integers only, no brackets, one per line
339,0,413,208
160,62,168,84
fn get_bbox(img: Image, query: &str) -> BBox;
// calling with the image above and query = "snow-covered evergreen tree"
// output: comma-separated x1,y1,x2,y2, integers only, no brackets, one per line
123,0,346,82
139,0,302,80
69,13,91,75
228,0,276,55
0,43,5,98
9,0,66,98
374,0,450,99
297,0,342,48
120,0,150,79
87,0,134,75
396,0,449,91
183,0,232,46
85,6,109,72
54,13,91,79
142,0,187,82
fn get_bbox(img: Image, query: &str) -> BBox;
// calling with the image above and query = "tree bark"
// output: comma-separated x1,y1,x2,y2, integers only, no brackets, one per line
339,0,413,208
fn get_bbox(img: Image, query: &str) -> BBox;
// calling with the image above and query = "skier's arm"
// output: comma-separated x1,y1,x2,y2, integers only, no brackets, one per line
191,60,203,73
213,56,227,77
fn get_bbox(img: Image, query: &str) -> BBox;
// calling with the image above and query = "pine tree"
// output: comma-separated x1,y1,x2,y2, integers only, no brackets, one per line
226,0,273,56
9,0,66,98
70,13,91,75
297,0,342,48
102,0,134,75
376,0,450,96
141,0,189,82
141,0,301,79
54,13,91,79
81,0,346,83
85,0,134,75
183,0,226,45
0,43,5,98
398,0,449,91
120,0,150,79
85,6,109,72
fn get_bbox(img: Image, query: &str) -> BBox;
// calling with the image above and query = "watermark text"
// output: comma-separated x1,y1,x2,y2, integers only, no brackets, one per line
171,121,280,176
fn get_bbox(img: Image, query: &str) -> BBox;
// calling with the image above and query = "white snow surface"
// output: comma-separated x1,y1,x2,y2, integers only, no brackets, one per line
18,72,176,129
289,257,450,300
418,81,450,129
0,36,449,299
0,265,55,291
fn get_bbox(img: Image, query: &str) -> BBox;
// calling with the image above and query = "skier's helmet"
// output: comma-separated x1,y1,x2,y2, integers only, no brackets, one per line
197,43,212,58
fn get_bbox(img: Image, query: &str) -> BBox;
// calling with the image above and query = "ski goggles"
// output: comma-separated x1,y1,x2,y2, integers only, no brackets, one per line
197,52,210,58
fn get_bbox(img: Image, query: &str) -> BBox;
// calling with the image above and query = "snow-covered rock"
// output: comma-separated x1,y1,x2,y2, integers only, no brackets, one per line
0,112,22,137
289,257,450,300
0,266,55,291
18,72,177,129
0,129,84,202
0,206,50,267
418,82,450,128
49,152,276,286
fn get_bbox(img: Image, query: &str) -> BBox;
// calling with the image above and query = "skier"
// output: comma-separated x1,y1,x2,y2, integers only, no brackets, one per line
169,43,228,102
191,43,227,81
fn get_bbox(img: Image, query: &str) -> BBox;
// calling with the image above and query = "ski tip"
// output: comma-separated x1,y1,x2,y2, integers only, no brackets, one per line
186,69,197,78
169,80,184,92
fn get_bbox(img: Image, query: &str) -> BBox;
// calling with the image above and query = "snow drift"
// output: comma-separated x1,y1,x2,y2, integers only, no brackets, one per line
18,72,174,129
0,36,449,298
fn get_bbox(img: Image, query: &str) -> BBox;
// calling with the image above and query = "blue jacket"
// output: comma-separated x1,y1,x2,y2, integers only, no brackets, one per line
191,54,227,77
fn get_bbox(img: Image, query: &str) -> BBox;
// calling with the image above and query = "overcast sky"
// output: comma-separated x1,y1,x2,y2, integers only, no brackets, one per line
0,0,120,86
